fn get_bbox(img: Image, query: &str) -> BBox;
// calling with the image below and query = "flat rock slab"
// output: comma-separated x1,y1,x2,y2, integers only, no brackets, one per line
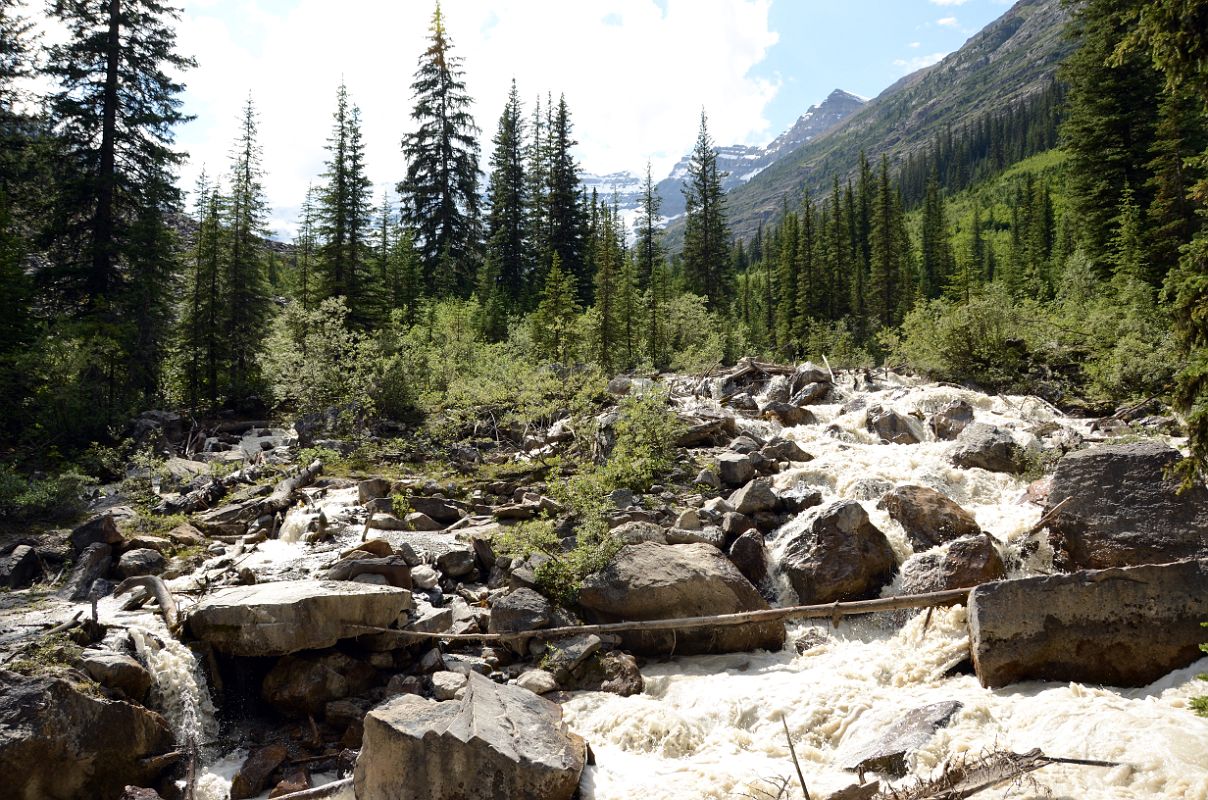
187,579,412,656
838,701,963,777
354,672,585,800
969,559,1208,688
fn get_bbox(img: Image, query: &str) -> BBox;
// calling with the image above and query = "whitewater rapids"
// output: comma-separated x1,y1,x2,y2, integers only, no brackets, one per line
565,376,1208,799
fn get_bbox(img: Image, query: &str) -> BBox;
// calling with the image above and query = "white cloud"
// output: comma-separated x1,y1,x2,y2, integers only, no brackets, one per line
908,41,921,48
929,0,968,6
893,52,948,74
173,0,781,236
936,16,959,27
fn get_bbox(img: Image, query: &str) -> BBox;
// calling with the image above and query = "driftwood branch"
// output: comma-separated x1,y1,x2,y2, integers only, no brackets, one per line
1024,497,1072,538
115,575,180,632
782,717,812,800
269,777,353,800
361,588,972,644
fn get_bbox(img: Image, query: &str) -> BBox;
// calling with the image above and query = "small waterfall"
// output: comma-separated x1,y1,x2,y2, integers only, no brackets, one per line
130,625,219,752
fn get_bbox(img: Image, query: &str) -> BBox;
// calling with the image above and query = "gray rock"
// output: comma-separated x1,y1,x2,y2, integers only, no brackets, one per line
70,514,123,553
62,542,113,601
79,649,152,703
969,559,1208,688
409,496,465,525
877,485,981,551
262,651,377,718
717,452,756,488
1044,440,1208,569
676,415,738,448
779,501,896,605
609,488,636,509
354,673,586,800
675,509,701,531
866,406,923,445
407,604,454,635
437,547,478,579
517,669,559,695
790,361,831,392
665,526,726,548
790,381,831,406
0,670,173,800
761,439,812,463
405,512,444,531
187,580,412,656
578,542,785,656
838,701,963,778
411,565,440,590
0,545,41,589
327,556,413,589
898,535,1005,595
729,433,764,454
761,402,816,427
541,634,603,681
950,423,1025,474
778,486,824,514
431,671,468,701
727,530,769,587
728,478,778,515
721,512,756,538
358,478,392,506
695,468,721,490
929,399,974,440
230,744,288,800
609,520,667,545
115,548,166,579
488,587,552,634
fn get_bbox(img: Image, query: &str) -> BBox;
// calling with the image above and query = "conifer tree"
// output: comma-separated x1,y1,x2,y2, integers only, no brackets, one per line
318,82,374,327
531,254,580,363
635,162,663,288
681,109,730,307
617,255,641,371
400,2,481,294
647,257,671,370
44,0,194,410
592,204,624,372
485,80,529,309
0,189,35,437
179,172,224,410
826,178,850,320
795,191,818,341
546,95,587,300
868,156,905,329
224,94,272,400
774,205,799,353
920,170,954,299
293,185,319,310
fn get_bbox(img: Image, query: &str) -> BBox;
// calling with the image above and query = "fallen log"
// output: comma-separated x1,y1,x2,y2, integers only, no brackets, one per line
155,461,275,516
270,777,353,800
115,575,180,632
192,459,323,535
357,587,973,644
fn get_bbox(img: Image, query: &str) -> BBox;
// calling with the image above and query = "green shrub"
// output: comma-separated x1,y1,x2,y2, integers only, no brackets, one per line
600,388,685,493
495,517,619,608
0,464,94,523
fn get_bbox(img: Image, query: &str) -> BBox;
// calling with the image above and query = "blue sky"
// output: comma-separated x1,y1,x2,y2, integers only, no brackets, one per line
124,0,1020,235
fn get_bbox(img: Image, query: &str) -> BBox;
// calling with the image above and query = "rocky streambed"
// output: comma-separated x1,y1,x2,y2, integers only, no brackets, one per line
2,364,1207,800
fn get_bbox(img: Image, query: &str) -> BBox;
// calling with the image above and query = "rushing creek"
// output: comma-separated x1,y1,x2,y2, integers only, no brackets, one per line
119,374,1207,800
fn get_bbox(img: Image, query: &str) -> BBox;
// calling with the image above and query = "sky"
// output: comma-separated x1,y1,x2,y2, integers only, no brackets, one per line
28,0,1018,237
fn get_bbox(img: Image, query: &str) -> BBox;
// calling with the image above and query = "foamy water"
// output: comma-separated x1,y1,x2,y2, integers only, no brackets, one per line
569,376,1208,799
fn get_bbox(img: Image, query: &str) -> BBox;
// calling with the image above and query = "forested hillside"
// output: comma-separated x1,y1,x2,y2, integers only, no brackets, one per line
2,0,1208,517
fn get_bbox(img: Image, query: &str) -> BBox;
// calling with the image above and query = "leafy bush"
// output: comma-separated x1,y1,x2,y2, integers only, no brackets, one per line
599,388,685,492
0,464,94,523
495,517,619,608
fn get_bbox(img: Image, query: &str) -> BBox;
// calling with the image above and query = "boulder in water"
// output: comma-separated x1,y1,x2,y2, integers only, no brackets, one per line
577,542,785,656
716,452,756,488
877,485,981,550
949,423,1026,474
1044,440,1208,569
0,670,173,800
354,672,586,800
969,559,1208,688
727,529,770,588
929,399,974,441
728,478,779,515
230,744,288,800
261,651,378,718
897,534,1004,594
779,501,896,604
866,406,923,445
187,579,412,656
761,401,816,427
837,701,963,778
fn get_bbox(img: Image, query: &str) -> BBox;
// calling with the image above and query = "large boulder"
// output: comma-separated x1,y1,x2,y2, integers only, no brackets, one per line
70,514,123,553
929,399,974,441
354,672,586,800
115,548,166,579
577,542,785,656
866,406,923,445
950,423,1026,474
488,587,553,634
61,543,112,601
728,478,779,515
728,530,770,588
716,453,756,488
0,670,174,800
1044,441,1208,569
897,535,1004,595
0,545,41,589
877,485,981,551
187,580,412,656
79,650,153,703
779,501,896,605
261,651,378,718
761,402,816,427
969,559,1208,688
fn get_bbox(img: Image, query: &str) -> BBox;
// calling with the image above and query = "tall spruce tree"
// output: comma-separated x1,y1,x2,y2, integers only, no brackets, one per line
484,79,529,309
179,171,224,410
635,161,663,288
399,2,481,295
531,254,580,363
545,95,587,301
919,170,954,300
293,184,318,310
44,0,194,413
317,82,374,327
681,109,730,308
868,156,906,329
224,94,271,400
